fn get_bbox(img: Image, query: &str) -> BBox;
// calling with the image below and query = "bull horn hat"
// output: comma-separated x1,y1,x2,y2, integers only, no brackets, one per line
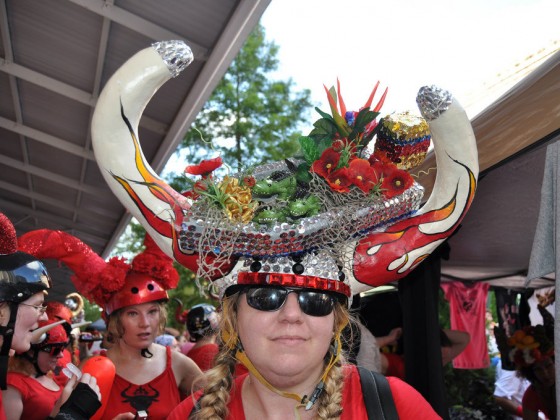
90,40,478,303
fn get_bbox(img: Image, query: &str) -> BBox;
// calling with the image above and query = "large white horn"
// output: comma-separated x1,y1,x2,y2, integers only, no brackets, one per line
91,41,194,262
348,86,479,292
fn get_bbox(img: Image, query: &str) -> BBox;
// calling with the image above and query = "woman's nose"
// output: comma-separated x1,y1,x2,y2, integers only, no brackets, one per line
279,293,303,320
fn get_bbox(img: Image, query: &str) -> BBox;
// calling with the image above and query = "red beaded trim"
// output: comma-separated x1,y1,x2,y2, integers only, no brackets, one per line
237,272,351,297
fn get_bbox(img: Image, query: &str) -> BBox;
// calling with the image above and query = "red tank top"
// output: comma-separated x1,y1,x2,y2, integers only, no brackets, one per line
441,282,490,369
167,364,441,419
0,391,5,420
101,346,180,420
6,372,62,420
187,343,219,371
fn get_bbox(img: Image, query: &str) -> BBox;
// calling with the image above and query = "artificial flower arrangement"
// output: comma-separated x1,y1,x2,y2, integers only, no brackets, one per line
507,325,554,368
181,81,431,228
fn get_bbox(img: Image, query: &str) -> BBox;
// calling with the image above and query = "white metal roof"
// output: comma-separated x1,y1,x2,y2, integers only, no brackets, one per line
0,0,271,301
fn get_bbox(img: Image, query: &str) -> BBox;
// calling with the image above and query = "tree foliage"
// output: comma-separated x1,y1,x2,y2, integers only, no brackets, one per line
175,23,313,175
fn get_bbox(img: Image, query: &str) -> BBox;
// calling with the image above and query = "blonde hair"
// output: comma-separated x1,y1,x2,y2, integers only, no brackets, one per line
192,292,350,420
106,301,168,342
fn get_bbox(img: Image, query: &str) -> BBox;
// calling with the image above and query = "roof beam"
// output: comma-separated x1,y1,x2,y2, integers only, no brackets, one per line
67,0,209,60
0,116,95,160
0,155,107,196
0,180,119,222
0,199,113,241
0,59,168,135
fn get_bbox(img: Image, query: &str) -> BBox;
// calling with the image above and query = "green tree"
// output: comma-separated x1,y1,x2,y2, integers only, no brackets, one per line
176,23,313,174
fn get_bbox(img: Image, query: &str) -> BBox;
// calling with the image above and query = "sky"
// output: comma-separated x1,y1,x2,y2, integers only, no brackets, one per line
260,0,559,122
163,0,558,176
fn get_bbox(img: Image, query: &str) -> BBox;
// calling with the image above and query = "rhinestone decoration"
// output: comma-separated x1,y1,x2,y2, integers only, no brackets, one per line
416,85,453,121
152,41,194,78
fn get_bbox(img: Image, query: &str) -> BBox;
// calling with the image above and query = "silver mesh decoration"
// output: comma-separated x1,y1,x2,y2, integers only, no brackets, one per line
416,85,453,121
152,41,194,78
178,159,424,284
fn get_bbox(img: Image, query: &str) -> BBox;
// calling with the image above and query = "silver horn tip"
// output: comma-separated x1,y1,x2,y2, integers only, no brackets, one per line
416,85,453,121
152,40,194,78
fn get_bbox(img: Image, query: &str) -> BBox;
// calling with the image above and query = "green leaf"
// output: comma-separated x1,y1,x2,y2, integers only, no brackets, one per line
309,119,337,143
298,136,319,164
296,162,312,183
348,109,376,140
314,107,334,121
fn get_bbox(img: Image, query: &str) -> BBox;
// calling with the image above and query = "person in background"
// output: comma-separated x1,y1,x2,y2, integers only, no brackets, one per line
341,316,382,373
68,233,203,420
493,358,530,420
379,327,470,379
508,325,555,420
3,319,69,420
184,304,220,372
1,213,101,419
44,301,80,387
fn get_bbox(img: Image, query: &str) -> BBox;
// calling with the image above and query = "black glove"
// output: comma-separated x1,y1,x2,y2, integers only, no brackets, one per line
53,382,102,420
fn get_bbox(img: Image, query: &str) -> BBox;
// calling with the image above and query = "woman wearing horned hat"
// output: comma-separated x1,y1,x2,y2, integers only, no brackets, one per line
90,40,478,418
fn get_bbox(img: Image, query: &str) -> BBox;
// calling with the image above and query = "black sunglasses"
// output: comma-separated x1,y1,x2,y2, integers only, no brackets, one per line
244,286,337,317
40,344,66,357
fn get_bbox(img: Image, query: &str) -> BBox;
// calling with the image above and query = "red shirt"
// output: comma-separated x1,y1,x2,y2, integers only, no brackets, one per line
441,282,490,369
522,384,554,419
167,364,441,419
187,343,219,372
0,391,8,420
101,346,180,420
6,372,62,420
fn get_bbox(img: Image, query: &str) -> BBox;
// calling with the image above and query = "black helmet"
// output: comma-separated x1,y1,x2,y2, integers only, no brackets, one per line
0,212,51,389
0,252,51,303
186,304,218,341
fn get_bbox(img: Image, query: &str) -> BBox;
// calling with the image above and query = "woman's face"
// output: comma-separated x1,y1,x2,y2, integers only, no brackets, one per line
533,357,555,387
11,292,48,353
118,302,161,348
36,346,64,374
237,290,335,390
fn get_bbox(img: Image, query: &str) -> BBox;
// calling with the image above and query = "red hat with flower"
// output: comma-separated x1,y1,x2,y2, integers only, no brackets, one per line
17,230,179,316
507,325,554,369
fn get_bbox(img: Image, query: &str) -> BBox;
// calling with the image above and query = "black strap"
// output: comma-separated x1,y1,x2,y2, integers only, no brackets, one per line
358,367,399,420
189,368,399,419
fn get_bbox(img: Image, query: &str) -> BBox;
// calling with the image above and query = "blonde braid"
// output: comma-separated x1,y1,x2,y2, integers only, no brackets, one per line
192,349,237,419
315,303,353,420
191,295,240,420
316,361,345,420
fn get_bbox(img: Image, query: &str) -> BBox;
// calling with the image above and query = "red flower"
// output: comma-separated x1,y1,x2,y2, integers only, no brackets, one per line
348,159,379,193
181,180,207,200
243,176,256,188
381,168,414,198
326,167,351,193
311,148,341,178
184,157,223,177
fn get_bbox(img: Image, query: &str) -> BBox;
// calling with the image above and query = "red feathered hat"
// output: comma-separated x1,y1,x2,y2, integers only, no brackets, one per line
18,230,179,316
